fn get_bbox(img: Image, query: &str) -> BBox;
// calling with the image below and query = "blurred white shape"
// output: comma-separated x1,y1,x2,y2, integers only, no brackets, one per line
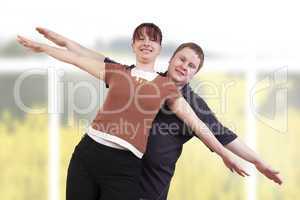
48,65,61,200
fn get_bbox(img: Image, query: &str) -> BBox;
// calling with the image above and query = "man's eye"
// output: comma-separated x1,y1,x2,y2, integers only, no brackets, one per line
180,57,185,62
189,63,196,68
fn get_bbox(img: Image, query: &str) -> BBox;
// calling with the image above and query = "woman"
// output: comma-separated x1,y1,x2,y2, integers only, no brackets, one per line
17,23,247,200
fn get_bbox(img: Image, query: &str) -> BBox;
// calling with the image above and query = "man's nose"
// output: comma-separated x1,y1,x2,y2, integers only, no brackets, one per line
181,63,188,71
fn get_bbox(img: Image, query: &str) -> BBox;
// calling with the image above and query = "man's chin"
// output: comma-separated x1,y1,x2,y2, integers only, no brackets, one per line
175,73,186,80
170,75,184,83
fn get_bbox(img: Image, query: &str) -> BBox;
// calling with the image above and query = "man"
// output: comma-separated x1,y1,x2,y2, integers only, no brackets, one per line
35,24,282,200
139,42,282,199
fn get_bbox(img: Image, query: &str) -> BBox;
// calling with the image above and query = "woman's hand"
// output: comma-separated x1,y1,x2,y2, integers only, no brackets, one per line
35,27,105,61
36,27,68,47
17,35,45,53
17,31,105,80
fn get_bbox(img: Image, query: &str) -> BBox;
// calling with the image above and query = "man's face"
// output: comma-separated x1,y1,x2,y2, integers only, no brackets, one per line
168,47,201,87
132,29,161,63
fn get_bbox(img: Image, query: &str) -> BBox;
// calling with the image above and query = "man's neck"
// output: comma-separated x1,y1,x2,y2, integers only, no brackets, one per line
177,83,186,90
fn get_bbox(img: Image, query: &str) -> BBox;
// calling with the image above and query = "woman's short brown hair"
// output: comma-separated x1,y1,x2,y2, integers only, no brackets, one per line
132,23,162,45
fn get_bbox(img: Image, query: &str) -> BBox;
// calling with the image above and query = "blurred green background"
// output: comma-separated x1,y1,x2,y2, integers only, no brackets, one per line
1,0,299,199
0,69,298,200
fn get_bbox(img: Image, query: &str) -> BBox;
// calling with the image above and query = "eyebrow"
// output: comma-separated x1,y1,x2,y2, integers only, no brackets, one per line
179,55,197,67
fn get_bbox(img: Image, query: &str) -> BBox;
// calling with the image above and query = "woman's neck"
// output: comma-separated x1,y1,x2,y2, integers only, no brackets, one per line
135,60,156,72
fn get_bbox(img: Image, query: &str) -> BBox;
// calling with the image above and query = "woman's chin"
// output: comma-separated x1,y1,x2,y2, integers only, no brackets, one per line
138,55,155,63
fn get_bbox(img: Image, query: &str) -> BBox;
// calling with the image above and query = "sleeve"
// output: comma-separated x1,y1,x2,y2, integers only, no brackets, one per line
188,92,238,146
104,63,126,86
104,57,119,64
163,78,182,103
104,57,120,88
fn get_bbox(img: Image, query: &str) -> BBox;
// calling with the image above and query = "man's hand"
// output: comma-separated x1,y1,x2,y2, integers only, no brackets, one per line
222,156,250,177
255,161,283,185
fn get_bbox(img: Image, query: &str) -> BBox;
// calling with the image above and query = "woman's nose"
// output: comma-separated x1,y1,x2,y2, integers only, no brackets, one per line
143,38,150,45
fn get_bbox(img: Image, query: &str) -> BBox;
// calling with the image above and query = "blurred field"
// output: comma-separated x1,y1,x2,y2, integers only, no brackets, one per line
0,111,48,200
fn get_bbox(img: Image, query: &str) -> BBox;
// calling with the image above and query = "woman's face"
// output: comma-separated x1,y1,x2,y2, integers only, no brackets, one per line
168,47,201,86
132,29,161,64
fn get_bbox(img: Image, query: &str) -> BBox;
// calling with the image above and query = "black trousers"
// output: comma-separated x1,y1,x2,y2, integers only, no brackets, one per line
66,134,142,200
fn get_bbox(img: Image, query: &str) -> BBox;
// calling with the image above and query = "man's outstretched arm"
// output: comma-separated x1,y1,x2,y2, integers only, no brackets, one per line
187,89,282,185
225,139,283,185
186,87,238,146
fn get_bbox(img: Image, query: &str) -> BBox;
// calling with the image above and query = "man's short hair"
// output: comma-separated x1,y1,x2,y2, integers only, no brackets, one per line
171,42,204,71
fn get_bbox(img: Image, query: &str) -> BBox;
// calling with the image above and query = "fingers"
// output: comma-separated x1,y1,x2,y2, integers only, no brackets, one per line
274,178,282,185
239,169,250,177
270,174,282,185
224,161,234,173
243,170,250,176
234,163,283,185
263,168,283,184
16,35,26,42
227,164,249,177
16,35,44,53
17,36,32,48
36,27,48,35
259,167,283,185
235,170,245,177
36,27,66,47
16,35,24,44
235,165,249,177
17,35,31,47
270,173,283,185
276,176,283,185
229,161,249,177
36,27,55,39
270,169,280,174
234,167,249,177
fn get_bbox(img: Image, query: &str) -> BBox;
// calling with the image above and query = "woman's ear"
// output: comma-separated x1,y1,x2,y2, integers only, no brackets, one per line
131,42,135,52
158,45,162,54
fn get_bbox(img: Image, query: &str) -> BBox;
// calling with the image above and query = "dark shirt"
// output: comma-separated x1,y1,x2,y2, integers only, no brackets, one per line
140,84,237,200
104,58,237,200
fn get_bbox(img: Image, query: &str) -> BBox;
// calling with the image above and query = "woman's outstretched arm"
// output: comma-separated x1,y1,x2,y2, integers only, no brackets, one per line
17,35,105,80
168,96,249,177
36,27,105,61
